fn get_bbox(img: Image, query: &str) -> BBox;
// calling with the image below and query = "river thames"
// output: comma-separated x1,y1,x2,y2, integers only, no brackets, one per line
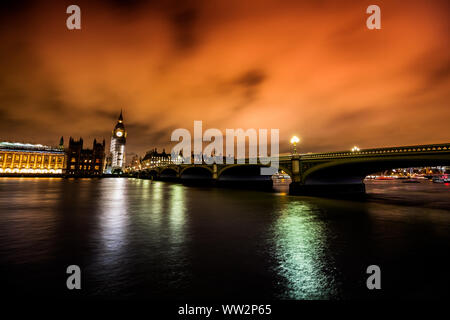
0,178,449,299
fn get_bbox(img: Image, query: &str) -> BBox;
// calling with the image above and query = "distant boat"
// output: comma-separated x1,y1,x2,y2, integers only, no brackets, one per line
375,176,395,180
432,174,450,183
273,173,291,179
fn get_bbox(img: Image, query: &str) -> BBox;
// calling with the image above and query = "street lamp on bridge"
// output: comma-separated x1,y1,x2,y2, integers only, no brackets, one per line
290,136,300,155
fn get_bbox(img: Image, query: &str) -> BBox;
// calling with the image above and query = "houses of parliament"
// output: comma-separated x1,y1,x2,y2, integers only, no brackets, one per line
0,111,127,176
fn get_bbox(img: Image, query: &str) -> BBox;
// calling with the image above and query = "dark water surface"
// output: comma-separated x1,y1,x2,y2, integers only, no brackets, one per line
0,178,449,299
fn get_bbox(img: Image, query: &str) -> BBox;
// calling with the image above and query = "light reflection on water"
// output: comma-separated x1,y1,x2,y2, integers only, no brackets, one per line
0,177,449,299
273,200,339,299
94,178,129,285
168,184,187,244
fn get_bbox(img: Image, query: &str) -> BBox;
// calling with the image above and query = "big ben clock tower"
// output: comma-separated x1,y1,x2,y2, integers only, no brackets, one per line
110,110,127,172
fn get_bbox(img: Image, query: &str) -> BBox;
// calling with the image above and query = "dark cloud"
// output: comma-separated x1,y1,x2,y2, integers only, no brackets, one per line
92,109,121,121
396,47,450,104
106,0,147,10
234,69,266,88
171,6,199,50
231,69,266,111
0,109,33,130
424,59,450,89
327,108,376,126
124,124,177,155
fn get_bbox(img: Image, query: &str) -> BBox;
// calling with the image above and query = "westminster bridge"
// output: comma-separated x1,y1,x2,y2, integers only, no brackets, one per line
137,143,450,195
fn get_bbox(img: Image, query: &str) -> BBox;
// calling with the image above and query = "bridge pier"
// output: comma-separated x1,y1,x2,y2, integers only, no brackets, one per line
291,155,301,182
212,163,218,180
289,182,366,196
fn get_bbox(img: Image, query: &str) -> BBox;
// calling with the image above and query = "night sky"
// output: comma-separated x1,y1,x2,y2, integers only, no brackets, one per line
0,0,449,158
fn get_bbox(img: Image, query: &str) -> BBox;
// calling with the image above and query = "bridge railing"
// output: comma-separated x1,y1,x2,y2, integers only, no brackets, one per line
299,143,450,160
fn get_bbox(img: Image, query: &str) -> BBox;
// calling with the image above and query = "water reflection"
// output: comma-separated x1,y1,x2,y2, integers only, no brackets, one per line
168,184,186,237
273,200,339,299
94,179,129,281
1,178,449,299
150,181,163,225
0,178,61,264
166,184,187,267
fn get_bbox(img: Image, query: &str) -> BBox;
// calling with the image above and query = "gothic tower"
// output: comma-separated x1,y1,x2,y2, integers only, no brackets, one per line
110,110,127,172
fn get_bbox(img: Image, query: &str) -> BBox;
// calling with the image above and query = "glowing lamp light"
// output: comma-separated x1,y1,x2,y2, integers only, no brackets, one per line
290,136,300,144
351,146,360,152
290,136,300,155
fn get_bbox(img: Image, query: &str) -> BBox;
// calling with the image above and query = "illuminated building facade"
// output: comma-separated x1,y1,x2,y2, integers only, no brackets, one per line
125,154,141,172
66,138,106,176
108,110,127,173
0,139,65,175
141,148,172,168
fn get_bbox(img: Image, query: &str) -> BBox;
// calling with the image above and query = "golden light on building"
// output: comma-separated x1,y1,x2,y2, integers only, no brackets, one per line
0,142,66,175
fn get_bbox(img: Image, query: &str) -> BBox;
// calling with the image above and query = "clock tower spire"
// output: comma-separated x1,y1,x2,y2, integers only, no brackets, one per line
109,109,127,173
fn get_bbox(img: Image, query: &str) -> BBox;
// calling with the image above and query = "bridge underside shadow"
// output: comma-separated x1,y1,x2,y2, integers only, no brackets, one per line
180,167,214,186
218,165,273,191
159,168,178,182
290,155,450,196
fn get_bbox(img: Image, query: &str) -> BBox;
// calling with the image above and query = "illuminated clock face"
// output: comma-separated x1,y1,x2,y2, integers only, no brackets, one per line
116,131,123,137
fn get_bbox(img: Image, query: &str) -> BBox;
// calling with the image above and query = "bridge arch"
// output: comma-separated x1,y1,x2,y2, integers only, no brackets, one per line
180,166,213,180
217,164,271,180
143,169,159,179
278,165,293,178
160,167,178,180
217,164,273,190
302,154,450,185
180,165,213,176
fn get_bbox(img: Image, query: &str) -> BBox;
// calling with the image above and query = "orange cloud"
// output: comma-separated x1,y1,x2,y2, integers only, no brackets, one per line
0,0,448,157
